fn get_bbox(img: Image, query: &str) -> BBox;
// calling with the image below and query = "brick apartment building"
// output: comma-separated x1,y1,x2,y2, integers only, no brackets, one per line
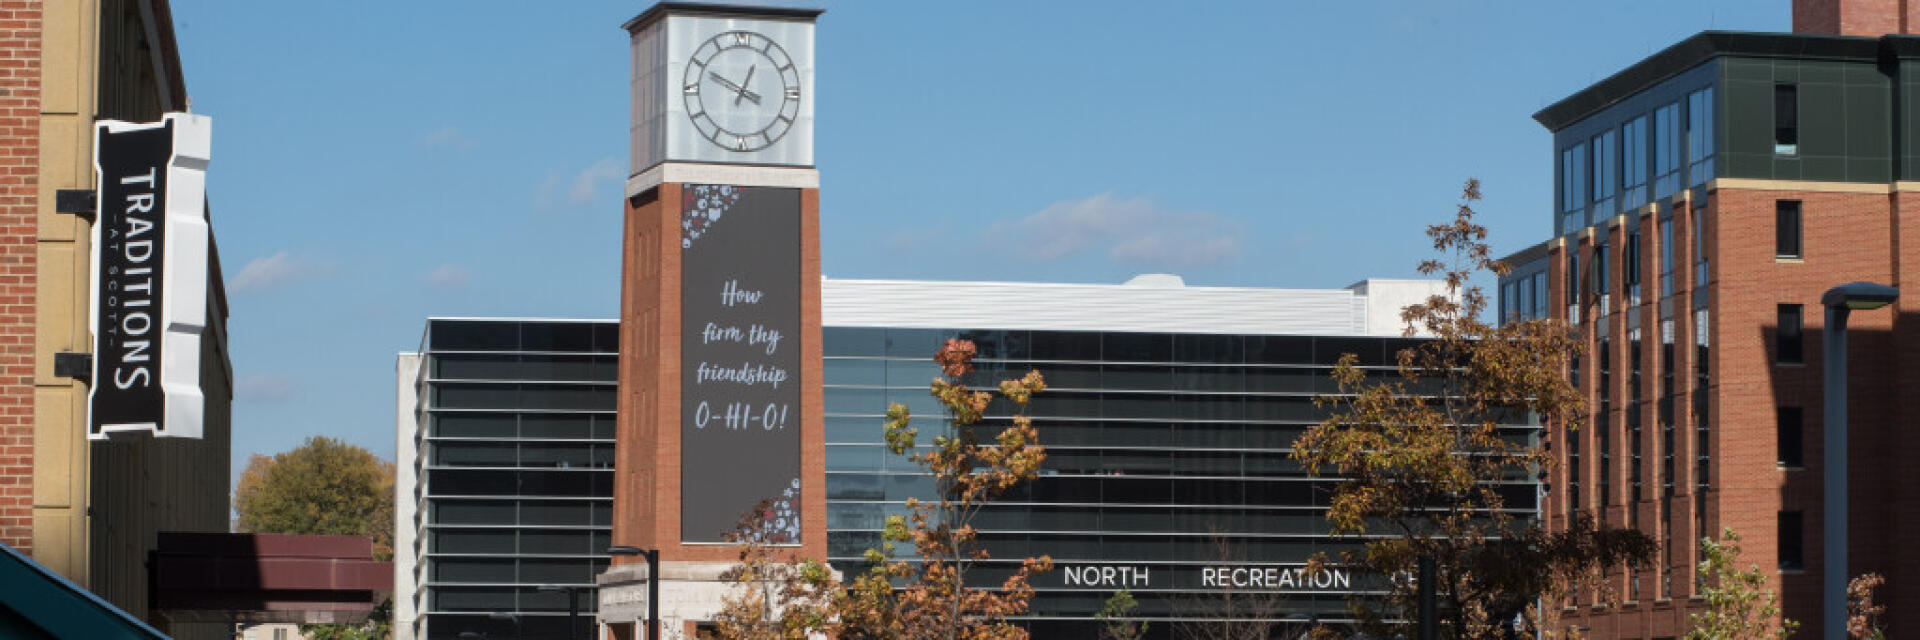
1500,0,1920,636
0,0,232,634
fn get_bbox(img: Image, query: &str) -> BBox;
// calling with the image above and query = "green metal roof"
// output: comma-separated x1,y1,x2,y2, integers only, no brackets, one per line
0,542,171,639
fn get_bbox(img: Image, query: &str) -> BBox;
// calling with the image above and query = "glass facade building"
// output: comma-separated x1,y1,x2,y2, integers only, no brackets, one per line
400,319,619,640
397,277,1529,638
823,327,1535,637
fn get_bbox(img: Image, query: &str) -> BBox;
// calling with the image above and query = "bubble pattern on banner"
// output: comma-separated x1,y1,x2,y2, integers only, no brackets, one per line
682,184,743,248
771,477,801,541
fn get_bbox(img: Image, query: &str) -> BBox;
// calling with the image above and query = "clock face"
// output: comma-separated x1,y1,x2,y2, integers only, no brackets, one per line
682,30,802,153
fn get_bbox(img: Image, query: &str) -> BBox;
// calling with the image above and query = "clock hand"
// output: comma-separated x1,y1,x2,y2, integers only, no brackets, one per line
707,71,763,105
735,65,757,106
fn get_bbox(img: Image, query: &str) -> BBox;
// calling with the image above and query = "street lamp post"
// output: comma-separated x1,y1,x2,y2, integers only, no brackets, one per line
1820,282,1898,640
609,545,661,640
538,585,582,640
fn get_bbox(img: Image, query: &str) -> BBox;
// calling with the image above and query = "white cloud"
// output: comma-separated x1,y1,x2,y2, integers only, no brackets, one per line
424,264,470,289
227,251,334,294
422,125,475,151
536,157,624,213
235,375,295,403
985,194,1244,270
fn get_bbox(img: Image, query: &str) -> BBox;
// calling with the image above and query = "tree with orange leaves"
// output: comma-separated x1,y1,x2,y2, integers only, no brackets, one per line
830,337,1054,640
1293,180,1653,638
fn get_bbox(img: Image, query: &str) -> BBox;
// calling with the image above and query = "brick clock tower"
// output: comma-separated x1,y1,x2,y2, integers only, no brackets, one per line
596,4,825,639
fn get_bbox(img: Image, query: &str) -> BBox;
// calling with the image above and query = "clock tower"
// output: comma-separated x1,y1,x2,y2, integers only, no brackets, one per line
598,3,826,639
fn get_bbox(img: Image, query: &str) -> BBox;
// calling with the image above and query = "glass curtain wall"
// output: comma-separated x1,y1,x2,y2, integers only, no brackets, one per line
823,328,1538,636
415,320,618,640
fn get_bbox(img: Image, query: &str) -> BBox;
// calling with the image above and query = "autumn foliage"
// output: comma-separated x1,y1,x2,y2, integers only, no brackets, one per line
1292,180,1653,638
703,339,1053,640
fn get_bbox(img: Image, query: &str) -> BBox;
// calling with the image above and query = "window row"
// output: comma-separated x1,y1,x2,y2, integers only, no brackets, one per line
826,359,1389,393
826,389,1521,424
828,418,1316,450
428,498,613,527
431,383,615,411
428,320,618,353
824,327,1426,366
430,441,613,469
428,527,611,556
1559,86,1715,233
431,353,618,382
826,531,1370,565
825,473,1538,510
827,503,1496,538
428,556,610,585
428,585,602,614
1500,271,1550,323
431,412,616,440
427,469,613,498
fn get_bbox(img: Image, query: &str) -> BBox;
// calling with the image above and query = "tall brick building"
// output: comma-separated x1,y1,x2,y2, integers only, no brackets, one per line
1501,0,1920,636
0,0,232,634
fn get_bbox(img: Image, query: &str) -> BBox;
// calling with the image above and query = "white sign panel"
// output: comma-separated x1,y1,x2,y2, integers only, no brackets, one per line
87,112,210,439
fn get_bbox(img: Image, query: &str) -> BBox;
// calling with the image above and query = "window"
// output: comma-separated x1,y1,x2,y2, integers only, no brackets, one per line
1562,143,1588,231
1775,84,1799,155
1626,231,1642,303
1594,242,1610,296
1777,305,1804,365
1533,272,1548,319
1779,511,1805,570
1593,130,1618,217
1623,116,1649,209
1517,277,1532,320
1655,102,1682,198
1503,281,1517,321
1688,87,1715,184
1778,407,1804,467
1660,216,1675,297
1777,200,1802,259
1694,206,1709,287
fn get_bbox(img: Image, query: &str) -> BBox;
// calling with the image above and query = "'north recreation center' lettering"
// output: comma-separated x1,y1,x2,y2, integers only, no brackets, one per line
1200,566,1352,590
1061,565,1151,588
694,361,789,388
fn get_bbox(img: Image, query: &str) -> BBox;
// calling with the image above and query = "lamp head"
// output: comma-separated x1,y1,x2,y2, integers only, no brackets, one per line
607,545,644,556
1822,282,1899,310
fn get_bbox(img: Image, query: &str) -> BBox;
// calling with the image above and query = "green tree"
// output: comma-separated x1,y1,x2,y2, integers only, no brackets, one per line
234,435,396,640
1685,529,1797,640
1292,180,1654,638
1097,588,1148,640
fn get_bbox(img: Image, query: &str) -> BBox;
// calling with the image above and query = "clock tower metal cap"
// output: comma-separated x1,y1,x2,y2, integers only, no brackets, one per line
623,2,824,33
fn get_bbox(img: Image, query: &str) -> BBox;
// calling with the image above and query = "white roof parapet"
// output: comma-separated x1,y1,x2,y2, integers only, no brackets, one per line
822,275,1449,337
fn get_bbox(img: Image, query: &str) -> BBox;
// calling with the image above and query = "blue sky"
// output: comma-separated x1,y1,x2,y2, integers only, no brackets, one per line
166,1,1784,483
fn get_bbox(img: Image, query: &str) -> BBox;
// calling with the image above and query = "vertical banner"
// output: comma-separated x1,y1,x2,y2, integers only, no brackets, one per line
680,184,802,543
89,113,211,439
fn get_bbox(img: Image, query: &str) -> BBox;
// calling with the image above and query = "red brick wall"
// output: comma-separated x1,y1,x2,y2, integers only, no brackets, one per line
1549,185,1919,637
0,0,39,555
1794,0,1919,35
612,183,826,565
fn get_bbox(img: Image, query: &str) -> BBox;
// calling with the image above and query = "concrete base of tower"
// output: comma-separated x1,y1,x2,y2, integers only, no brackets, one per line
596,560,838,640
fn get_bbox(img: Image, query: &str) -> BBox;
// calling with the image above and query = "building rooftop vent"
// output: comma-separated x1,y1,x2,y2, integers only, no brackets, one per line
1122,273,1186,288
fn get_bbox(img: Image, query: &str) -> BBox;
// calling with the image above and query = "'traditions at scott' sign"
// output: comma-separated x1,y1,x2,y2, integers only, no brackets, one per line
89,113,211,439
680,184,802,543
